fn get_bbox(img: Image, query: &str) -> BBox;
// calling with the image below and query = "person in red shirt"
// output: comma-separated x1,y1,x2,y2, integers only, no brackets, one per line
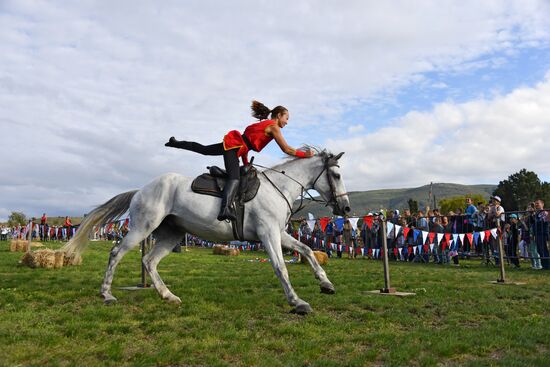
64,216,73,240
165,100,313,221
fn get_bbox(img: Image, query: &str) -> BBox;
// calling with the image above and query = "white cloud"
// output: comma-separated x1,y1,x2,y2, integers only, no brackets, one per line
1,1,549,220
328,75,550,190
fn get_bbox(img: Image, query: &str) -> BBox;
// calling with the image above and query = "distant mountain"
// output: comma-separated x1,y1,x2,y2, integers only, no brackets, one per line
292,183,496,218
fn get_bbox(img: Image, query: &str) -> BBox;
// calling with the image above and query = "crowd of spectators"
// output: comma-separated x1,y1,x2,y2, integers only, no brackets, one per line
292,197,549,270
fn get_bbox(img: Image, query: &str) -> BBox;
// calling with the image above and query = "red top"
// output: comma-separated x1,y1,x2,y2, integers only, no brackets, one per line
41,215,47,225
223,119,276,164
64,218,72,227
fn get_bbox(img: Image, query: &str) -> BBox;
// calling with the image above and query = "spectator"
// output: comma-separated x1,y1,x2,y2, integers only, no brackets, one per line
343,219,354,259
64,216,73,240
533,199,549,270
507,214,520,268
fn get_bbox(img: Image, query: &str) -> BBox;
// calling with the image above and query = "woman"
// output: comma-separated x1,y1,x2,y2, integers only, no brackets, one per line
165,101,313,221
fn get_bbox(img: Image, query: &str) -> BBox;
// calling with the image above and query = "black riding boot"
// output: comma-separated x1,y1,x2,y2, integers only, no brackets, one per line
217,179,239,221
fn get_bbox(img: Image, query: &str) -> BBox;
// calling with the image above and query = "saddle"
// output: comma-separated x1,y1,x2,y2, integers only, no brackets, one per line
191,160,260,240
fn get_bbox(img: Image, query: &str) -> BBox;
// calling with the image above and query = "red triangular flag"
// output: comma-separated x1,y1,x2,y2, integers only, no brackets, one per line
484,230,491,242
445,233,451,244
319,217,330,232
403,227,411,239
466,233,473,246
429,232,436,243
363,215,373,229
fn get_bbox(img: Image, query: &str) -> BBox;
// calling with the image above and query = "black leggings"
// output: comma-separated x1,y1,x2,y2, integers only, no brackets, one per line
183,142,239,180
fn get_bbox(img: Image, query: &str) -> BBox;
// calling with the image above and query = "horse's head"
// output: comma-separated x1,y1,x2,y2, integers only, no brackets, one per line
312,151,351,216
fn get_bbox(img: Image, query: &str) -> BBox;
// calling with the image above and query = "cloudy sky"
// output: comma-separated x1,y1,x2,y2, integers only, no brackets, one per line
1,0,550,221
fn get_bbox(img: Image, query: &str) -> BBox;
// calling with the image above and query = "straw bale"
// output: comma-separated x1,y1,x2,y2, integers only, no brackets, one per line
212,245,224,255
54,251,65,268
63,252,82,266
35,249,56,268
20,252,37,268
225,248,239,256
10,240,17,252
300,251,329,265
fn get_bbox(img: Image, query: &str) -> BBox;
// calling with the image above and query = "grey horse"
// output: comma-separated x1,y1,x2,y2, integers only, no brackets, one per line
63,150,350,314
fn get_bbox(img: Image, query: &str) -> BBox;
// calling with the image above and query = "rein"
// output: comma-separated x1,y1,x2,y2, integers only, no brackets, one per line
252,156,347,219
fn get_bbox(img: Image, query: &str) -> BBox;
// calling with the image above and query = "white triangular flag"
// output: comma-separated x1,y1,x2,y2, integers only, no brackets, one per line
437,233,444,244
430,243,435,252
452,234,459,245
307,220,316,232
479,231,486,242
422,231,429,244
458,233,465,244
349,217,359,230
308,212,315,220
490,228,498,239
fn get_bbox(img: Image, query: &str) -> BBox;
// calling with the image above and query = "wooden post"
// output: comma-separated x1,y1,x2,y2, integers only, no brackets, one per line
140,239,147,287
381,217,395,293
27,220,32,253
496,218,506,283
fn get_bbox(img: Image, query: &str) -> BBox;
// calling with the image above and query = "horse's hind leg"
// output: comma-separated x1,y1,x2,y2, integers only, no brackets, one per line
142,230,184,304
281,232,335,294
100,230,146,304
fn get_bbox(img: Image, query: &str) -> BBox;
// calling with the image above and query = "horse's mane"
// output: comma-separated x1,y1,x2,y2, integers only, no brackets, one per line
269,145,329,171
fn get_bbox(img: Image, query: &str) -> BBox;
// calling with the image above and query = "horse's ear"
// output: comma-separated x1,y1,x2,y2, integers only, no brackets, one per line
334,152,344,160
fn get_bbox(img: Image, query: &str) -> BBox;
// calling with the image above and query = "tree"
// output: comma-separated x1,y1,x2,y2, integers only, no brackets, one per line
439,194,487,215
493,169,546,211
407,198,418,214
7,211,27,227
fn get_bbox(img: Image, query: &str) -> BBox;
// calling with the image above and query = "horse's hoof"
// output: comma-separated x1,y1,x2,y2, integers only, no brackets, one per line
103,297,117,305
320,281,335,294
165,295,182,304
290,303,312,315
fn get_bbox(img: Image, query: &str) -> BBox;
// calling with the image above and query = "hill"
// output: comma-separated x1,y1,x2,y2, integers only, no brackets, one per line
292,182,496,218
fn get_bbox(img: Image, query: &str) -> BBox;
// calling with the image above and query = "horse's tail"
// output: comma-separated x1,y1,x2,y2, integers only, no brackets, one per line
62,190,139,258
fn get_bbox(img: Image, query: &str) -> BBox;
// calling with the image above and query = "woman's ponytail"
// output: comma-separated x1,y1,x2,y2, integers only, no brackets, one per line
251,100,272,120
251,100,288,120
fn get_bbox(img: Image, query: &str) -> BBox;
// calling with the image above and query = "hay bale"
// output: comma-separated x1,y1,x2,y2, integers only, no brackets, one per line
63,252,82,266
16,240,28,252
54,251,65,268
31,241,44,248
9,240,18,252
300,251,329,265
35,249,56,268
224,247,240,256
20,252,37,268
212,245,224,255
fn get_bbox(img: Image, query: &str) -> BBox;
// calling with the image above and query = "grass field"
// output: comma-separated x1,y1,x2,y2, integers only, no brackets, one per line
1,240,549,366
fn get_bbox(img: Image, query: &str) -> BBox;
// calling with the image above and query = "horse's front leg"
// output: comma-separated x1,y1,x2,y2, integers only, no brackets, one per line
281,232,335,294
259,228,312,315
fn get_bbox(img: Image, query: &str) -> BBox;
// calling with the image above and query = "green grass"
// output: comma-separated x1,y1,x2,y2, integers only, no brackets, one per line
1,240,549,366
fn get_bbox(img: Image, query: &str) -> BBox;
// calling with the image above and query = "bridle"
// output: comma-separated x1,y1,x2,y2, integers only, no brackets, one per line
253,154,348,219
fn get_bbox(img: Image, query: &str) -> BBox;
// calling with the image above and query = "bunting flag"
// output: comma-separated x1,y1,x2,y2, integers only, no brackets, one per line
386,222,394,236
444,233,451,244
348,217,359,230
490,228,498,239
363,215,373,229
307,220,316,232
394,224,402,236
408,246,413,255
466,233,474,246
422,231,429,245
437,233,444,245
458,233,465,245
334,217,345,231
308,212,315,220
403,227,411,239
484,230,491,241
479,231,485,243
429,232,436,244
413,229,420,242
319,217,330,232
429,243,435,252
473,232,480,245
393,248,398,256
413,246,417,255
452,234,459,245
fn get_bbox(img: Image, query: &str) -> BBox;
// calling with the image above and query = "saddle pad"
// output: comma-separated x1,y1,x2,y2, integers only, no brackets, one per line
191,172,261,203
